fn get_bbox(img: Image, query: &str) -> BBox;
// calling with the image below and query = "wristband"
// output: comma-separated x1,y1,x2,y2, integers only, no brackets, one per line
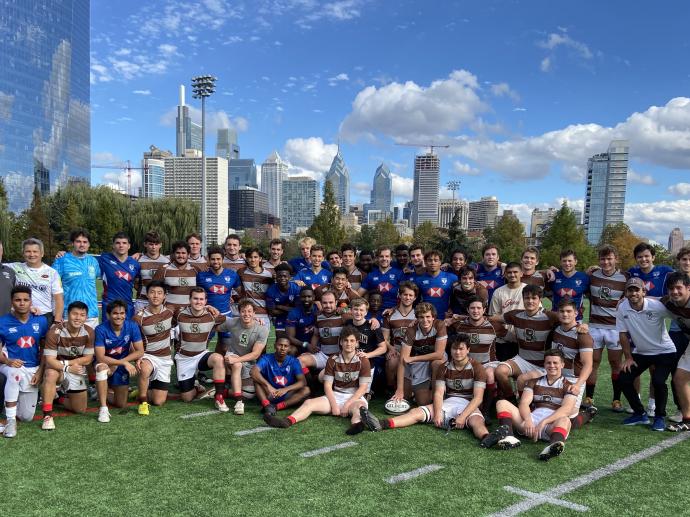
63,362,70,373
302,341,309,349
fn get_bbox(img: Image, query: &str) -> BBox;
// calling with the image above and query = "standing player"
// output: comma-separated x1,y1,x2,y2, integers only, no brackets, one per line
134,231,169,311
53,229,100,328
443,248,469,276
288,236,316,273
152,241,198,312
359,246,403,310
186,233,208,270
132,280,175,414
326,250,343,269
222,234,246,315
98,232,141,319
263,327,371,435
0,286,49,438
549,250,590,321
263,238,286,275
94,300,144,423
237,248,274,326
450,266,489,316
0,240,17,317
382,281,418,394
197,247,241,318
414,250,458,318
293,245,332,290
341,243,366,290
629,242,674,298
489,262,526,361
285,287,319,355
314,267,360,308
41,301,94,430
476,244,504,304
520,247,548,289
663,273,690,431
393,244,410,271
251,336,310,416
356,249,375,274
404,244,426,282
266,263,300,340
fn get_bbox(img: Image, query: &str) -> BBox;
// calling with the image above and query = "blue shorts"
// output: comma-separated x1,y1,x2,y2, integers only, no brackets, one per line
109,365,130,387
268,393,288,404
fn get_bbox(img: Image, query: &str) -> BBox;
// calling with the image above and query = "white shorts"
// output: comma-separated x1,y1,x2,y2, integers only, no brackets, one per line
528,407,569,441
590,327,621,351
484,361,500,370
404,361,432,387
141,354,174,384
225,353,255,379
320,391,368,413
441,397,483,426
676,347,690,373
501,355,545,377
0,364,39,393
566,376,585,418
175,351,210,382
61,371,88,391
85,317,100,329
309,351,331,371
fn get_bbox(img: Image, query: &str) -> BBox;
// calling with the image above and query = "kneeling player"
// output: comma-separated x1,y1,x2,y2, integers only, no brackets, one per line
360,334,490,441
264,326,371,435
41,301,95,430
251,336,310,415
482,349,577,461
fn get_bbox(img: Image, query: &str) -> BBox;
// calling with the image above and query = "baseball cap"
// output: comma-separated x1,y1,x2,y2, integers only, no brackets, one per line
625,277,645,290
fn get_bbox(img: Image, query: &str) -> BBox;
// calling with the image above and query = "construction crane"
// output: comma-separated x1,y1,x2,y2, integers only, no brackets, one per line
91,160,148,197
395,142,450,154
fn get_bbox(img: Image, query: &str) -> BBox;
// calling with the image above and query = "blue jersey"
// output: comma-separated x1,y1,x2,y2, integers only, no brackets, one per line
476,264,504,303
53,253,101,319
94,319,142,360
414,271,458,316
293,268,332,290
0,314,48,367
256,353,301,389
98,253,140,317
366,311,383,325
360,267,404,309
550,271,591,320
288,257,331,273
628,265,674,298
286,305,319,343
266,282,301,330
197,268,241,314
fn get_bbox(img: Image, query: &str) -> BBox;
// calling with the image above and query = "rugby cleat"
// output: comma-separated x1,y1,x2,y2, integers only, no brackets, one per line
97,407,111,423
359,407,382,432
263,414,291,428
479,424,510,449
623,413,649,426
197,387,214,400
611,400,625,413
215,397,230,413
233,400,245,415
138,402,150,416
586,405,599,421
3,418,17,438
582,396,593,409
669,411,683,424
539,441,564,461
261,404,277,417
667,421,690,432
651,416,666,432
41,416,56,430
497,434,521,450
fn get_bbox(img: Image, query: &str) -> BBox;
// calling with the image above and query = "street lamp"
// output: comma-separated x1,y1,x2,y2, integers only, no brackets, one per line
446,180,461,227
191,74,217,253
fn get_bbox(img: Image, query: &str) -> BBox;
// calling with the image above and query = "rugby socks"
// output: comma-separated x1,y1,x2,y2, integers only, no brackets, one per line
302,367,310,375
382,418,393,429
42,403,53,417
571,411,593,429
138,395,147,403
611,373,622,401
232,391,243,402
586,383,595,399
550,427,567,444
260,399,271,408
276,402,286,411
214,380,226,401
497,411,513,434
286,415,296,426
5,406,16,420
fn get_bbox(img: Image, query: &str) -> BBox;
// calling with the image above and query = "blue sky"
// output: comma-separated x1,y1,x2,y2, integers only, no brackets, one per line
90,0,690,243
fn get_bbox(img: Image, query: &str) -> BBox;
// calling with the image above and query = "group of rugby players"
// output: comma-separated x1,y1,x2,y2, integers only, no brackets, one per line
2,230,690,462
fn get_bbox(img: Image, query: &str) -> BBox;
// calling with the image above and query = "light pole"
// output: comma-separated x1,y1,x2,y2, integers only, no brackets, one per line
446,180,461,227
191,75,216,253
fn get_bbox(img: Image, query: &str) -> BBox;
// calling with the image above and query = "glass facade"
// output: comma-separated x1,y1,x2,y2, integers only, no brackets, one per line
0,0,90,212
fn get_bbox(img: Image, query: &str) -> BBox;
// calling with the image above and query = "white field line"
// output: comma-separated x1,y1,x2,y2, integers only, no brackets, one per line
180,410,221,419
385,464,444,484
299,441,358,458
234,426,274,436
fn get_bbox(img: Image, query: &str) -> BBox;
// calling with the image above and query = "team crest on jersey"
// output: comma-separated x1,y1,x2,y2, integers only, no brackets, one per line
342,371,352,382
180,277,189,286
191,323,201,333
653,271,660,277
524,328,536,341
322,327,331,337
422,280,429,285
32,323,40,332
154,322,165,332
273,375,288,386
70,346,80,356
253,281,261,291
224,276,231,282
428,287,444,297
239,333,248,345
452,379,466,390
541,394,553,403
17,336,35,348
441,278,448,285
129,264,135,271
379,282,393,293
470,333,480,344
575,280,582,286
600,286,612,300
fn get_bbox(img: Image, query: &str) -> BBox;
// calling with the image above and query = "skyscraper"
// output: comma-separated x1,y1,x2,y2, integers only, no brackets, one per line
175,85,202,156
370,163,393,217
216,128,240,161
281,177,320,234
142,145,172,199
669,227,684,255
468,197,499,231
0,0,91,212
438,199,469,230
260,150,288,218
411,153,440,228
584,140,629,244
325,149,350,214
228,158,258,190
228,187,270,230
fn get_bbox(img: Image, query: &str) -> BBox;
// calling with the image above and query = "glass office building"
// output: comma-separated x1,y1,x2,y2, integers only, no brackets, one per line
0,0,90,212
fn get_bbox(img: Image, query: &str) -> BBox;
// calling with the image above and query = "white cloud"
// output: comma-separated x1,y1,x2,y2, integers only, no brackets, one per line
352,181,370,198
158,43,178,55
222,36,243,45
490,82,520,102
283,137,338,179
538,32,595,72
627,168,656,185
668,183,690,196
132,89,151,95
91,151,124,166
625,200,690,244
296,0,365,28
328,73,350,85
513,107,527,112
391,173,413,199
159,106,249,133
540,57,551,72
452,160,480,176
102,168,142,195
113,48,132,56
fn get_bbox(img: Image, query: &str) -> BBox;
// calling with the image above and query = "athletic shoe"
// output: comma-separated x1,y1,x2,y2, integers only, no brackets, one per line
262,404,277,417
128,388,139,402
582,396,593,409
138,402,150,416
87,385,98,401
3,418,17,438
586,405,599,421
497,434,521,450
611,400,625,413
625,406,634,414
669,411,683,423
42,416,56,430
479,424,509,449
651,416,666,432
623,413,649,426
197,387,214,400
345,422,365,435
359,407,382,432
215,397,230,413
0,424,4,434
646,404,656,418
233,400,245,415
539,441,564,461
263,413,290,428
198,372,213,385
667,421,690,432
97,407,111,423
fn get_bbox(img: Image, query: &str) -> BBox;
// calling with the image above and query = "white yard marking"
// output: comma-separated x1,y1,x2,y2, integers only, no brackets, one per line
385,464,444,484
491,432,690,516
234,426,274,436
299,441,358,458
180,410,221,419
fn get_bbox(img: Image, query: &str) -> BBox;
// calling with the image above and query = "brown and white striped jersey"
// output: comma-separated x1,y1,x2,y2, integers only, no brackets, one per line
435,358,486,400
315,310,348,355
44,323,94,360
238,266,273,315
323,353,371,395
137,254,170,300
133,306,174,357
188,255,209,272
450,318,500,364
525,375,576,411
262,259,286,277
504,309,559,367
662,295,690,333
403,319,447,358
314,285,360,308
174,308,226,355
551,325,594,379
383,306,416,350
522,271,546,289
222,256,245,272
152,263,198,310
589,269,628,329
346,267,366,291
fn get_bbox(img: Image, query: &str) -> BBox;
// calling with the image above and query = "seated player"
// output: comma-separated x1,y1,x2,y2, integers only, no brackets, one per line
451,266,489,316
94,299,145,423
266,263,300,340
219,299,269,415
392,302,447,406
314,267,359,309
263,326,371,435
360,334,490,443
41,301,94,430
299,290,349,373
132,280,175,414
382,281,418,395
251,336,310,416
0,286,49,438
482,349,577,461
285,286,319,356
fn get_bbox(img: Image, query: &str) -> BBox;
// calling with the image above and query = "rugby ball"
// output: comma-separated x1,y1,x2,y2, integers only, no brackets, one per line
384,398,411,415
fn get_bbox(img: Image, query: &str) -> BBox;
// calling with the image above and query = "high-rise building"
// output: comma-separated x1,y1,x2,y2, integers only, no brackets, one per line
402,201,413,223
349,205,365,225
438,199,469,230
142,145,172,199
367,210,386,224
216,128,240,161
411,153,440,228
229,158,258,190
164,154,228,244
370,163,393,216
281,176,320,234
669,227,684,255
228,187,271,230
175,85,202,156
584,140,629,244
0,0,91,212
468,196,499,231
260,151,288,218
530,208,557,238
325,149,350,214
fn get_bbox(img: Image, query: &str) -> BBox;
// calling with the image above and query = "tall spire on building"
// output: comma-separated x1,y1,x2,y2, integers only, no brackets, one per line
325,147,350,214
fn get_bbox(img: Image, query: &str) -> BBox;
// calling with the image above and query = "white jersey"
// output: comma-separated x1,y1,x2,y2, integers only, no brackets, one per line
10,262,63,314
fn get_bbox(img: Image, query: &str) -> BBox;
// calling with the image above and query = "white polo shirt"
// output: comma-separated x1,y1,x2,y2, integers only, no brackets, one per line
616,298,676,355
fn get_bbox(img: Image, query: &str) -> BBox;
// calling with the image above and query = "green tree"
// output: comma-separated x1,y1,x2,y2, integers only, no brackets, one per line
25,185,57,257
413,221,442,252
125,197,199,252
307,181,345,250
482,213,525,263
539,202,595,268
598,222,642,270
0,178,11,250
355,225,376,251
373,219,400,249
651,243,674,267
